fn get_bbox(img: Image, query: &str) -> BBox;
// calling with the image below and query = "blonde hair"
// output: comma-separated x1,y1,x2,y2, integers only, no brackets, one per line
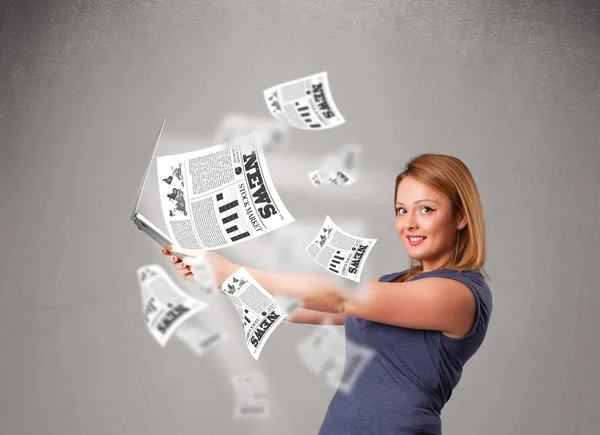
394,154,488,281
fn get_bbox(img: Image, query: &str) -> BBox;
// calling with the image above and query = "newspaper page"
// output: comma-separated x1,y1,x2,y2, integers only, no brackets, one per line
213,113,290,153
174,321,228,357
156,131,294,250
296,326,375,394
230,371,270,419
137,264,206,346
263,71,345,130
306,216,377,282
309,144,362,187
308,170,330,187
222,268,286,360
189,259,218,295
328,338,376,394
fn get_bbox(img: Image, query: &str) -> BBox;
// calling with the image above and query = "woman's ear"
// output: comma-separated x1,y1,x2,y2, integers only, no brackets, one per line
457,210,468,230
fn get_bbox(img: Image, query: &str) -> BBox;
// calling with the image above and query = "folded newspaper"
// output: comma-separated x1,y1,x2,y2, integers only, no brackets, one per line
306,216,377,282
264,71,345,130
222,268,287,360
137,264,207,346
156,131,294,250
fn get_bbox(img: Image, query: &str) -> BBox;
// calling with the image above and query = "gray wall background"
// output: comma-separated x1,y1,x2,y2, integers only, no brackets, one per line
1,0,599,434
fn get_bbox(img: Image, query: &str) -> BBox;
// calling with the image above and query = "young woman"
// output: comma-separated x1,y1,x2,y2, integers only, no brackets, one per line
162,153,493,435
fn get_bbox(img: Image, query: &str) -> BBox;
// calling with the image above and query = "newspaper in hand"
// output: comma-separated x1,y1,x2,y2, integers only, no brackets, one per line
309,144,362,187
263,71,345,130
222,268,286,360
213,113,290,153
230,371,271,419
174,321,228,357
156,131,294,251
306,216,377,282
137,264,207,346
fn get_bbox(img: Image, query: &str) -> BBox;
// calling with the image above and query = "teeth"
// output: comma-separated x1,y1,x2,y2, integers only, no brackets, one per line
409,237,424,242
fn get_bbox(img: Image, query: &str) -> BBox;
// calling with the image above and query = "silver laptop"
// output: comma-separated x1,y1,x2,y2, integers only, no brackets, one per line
131,118,177,252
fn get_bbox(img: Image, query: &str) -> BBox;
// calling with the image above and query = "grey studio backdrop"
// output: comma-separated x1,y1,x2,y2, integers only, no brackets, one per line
1,1,599,435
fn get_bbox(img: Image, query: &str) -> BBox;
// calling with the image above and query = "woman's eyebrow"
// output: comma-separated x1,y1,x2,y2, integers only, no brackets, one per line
395,199,439,205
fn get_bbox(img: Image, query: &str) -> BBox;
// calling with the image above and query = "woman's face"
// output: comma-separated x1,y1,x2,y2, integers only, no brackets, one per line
395,176,466,271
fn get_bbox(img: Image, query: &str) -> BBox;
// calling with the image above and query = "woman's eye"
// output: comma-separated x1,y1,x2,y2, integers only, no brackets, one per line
396,208,406,215
421,206,435,213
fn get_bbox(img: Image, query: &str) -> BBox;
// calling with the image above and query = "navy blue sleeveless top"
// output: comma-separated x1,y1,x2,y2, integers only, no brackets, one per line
318,268,493,435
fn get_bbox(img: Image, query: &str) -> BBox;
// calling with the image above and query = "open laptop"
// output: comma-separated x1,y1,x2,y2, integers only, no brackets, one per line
130,118,183,258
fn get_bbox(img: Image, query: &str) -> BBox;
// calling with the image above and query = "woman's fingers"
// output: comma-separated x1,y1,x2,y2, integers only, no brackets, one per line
176,266,191,277
160,244,203,283
181,255,206,266
160,246,180,264
169,245,202,258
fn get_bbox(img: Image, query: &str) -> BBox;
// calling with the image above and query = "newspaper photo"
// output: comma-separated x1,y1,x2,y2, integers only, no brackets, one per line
309,144,362,187
221,268,286,360
156,131,294,250
263,71,345,130
296,326,375,394
306,216,377,282
213,113,290,153
230,371,271,419
137,264,207,347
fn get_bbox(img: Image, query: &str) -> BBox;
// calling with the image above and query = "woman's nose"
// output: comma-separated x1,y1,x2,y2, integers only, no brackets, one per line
405,214,418,230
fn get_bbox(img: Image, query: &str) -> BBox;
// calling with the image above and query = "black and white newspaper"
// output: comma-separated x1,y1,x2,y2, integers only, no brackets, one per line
137,264,206,346
221,268,286,360
263,71,345,130
306,216,377,282
230,371,270,419
309,144,362,187
213,113,290,153
157,131,294,250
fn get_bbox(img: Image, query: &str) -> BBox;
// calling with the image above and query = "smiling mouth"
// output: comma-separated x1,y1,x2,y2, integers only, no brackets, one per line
407,236,426,246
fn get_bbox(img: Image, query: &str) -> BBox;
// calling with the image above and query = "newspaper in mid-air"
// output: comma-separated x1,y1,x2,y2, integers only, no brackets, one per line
230,371,271,419
296,325,375,394
188,258,219,295
263,71,345,130
306,216,377,282
213,113,290,153
222,268,286,360
137,264,206,346
174,321,228,357
156,131,294,251
309,144,362,187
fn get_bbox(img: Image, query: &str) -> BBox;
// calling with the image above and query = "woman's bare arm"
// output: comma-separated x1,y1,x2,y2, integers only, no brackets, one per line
165,247,475,337
243,266,347,314
285,308,346,325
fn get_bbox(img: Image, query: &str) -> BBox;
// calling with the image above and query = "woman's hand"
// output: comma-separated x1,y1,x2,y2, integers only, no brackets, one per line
161,247,197,282
161,246,239,289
